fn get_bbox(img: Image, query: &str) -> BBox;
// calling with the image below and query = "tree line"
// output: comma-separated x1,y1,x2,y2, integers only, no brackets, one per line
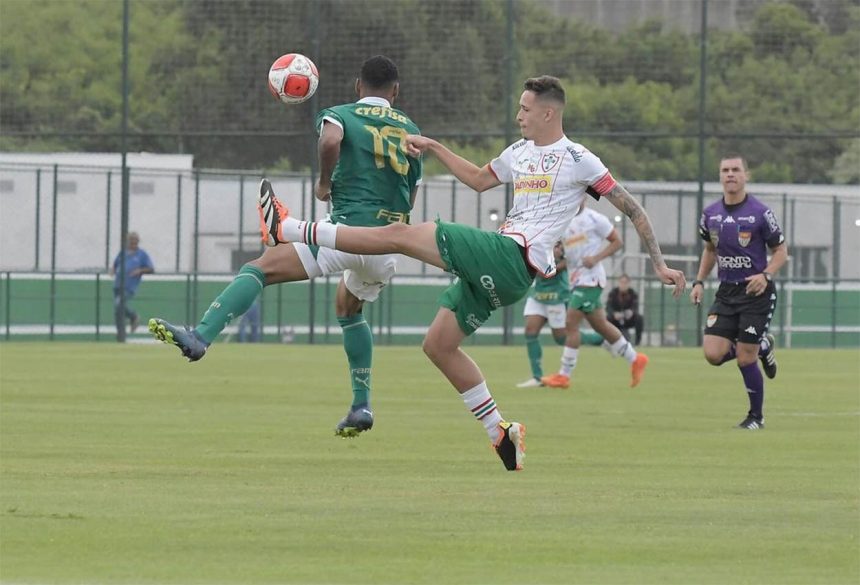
1,0,857,183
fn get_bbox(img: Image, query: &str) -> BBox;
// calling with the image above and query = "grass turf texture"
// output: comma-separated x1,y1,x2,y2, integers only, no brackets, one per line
1,342,858,584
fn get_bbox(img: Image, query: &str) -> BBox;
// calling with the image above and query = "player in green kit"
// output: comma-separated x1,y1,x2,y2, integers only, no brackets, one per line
517,241,602,387
149,56,421,437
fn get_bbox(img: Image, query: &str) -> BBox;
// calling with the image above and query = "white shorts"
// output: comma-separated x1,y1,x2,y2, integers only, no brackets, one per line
523,297,567,329
293,243,398,302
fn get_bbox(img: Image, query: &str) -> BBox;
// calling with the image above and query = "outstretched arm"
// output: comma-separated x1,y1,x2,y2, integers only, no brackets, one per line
404,135,501,193
603,183,686,297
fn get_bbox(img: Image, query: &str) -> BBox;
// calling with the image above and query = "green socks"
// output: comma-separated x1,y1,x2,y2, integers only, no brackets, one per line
338,314,373,408
525,334,543,379
580,330,604,346
196,264,265,344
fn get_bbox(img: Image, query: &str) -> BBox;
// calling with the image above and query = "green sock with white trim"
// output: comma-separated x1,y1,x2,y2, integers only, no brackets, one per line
338,314,373,408
525,334,543,379
196,264,265,344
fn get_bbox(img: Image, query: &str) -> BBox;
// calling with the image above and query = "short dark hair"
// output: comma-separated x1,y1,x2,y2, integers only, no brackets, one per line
360,55,399,90
523,76,566,105
719,154,748,170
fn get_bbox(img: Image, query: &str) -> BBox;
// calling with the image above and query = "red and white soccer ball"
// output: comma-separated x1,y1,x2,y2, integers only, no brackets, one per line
267,53,319,105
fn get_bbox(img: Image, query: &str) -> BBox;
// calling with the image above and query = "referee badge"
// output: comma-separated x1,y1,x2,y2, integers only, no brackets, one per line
738,229,752,247
707,314,718,327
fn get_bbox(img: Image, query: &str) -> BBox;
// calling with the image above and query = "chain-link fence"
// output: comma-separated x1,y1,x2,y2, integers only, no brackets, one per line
1,0,858,345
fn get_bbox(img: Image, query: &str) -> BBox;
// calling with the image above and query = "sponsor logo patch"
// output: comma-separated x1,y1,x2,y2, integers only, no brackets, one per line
514,175,552,194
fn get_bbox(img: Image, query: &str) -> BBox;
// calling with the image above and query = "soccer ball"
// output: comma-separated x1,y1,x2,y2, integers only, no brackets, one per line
267,53,319,105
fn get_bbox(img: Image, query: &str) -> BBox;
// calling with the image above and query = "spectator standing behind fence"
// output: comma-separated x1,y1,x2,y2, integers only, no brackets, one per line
690,155,786,430
237,299,262,343
606,274,644,345
111,231,154,340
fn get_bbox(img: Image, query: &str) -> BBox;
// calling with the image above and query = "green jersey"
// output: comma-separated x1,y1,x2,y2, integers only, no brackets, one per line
529,267,570,305
316,98,422,227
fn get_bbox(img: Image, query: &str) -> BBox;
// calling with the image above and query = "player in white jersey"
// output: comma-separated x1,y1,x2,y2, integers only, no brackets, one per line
542,203,649,388
258,76,686,471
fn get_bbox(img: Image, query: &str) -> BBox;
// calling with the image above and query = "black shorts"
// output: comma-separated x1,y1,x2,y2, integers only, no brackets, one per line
704,282,777,345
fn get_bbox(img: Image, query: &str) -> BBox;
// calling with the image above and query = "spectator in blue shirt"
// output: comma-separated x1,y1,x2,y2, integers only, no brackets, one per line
111,231,154,339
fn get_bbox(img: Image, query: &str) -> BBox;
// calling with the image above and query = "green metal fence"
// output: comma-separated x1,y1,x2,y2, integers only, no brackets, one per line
2,272,858,348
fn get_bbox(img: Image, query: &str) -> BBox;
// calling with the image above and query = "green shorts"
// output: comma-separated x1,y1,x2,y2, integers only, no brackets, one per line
569,286,603,314
435,220,535,335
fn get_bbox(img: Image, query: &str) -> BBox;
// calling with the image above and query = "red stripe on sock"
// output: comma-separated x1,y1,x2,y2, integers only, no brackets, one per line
471,397,493,414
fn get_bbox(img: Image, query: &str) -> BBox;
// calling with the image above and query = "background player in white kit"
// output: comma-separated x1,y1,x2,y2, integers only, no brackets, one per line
542,202,649,389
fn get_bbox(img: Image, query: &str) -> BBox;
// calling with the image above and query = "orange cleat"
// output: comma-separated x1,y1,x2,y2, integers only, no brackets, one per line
493,421,526,471
257,178,290,246
540,373,570,389
630,353,649,387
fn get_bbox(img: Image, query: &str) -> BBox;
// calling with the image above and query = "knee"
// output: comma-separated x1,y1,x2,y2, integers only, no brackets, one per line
246,257,277,282
703,349,724,366
422,337,441,363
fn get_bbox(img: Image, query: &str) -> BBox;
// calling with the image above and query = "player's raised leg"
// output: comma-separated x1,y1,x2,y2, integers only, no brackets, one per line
258,178,446,269
150,243,308,361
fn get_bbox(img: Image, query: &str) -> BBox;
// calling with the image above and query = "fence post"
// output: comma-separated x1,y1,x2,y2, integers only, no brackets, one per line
49,164,58,341
175,173,182,272
95,273,101,341
35,169,41,270
694,0,709,346
421,183,429,276
192,170,200,320
238,174,245,254
4,272,10,340
105,170,112,270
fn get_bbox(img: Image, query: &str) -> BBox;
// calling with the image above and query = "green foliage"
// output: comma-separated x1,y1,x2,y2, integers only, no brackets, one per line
830,138,860,184
1,0,857,183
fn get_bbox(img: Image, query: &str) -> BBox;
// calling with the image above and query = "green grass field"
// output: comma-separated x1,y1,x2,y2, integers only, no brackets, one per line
1,342,858,584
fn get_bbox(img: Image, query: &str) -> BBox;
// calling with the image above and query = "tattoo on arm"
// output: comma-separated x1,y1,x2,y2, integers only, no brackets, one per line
604,184,665,269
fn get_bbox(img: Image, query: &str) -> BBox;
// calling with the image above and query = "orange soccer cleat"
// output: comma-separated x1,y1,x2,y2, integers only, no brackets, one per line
630,353,649,388
540,373,570,389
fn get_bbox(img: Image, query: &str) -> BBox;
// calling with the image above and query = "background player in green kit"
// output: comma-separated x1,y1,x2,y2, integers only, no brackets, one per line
517,241,602,388
149,56,421,437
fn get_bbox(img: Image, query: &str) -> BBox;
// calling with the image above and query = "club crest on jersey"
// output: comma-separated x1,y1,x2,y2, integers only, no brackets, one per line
707,314,718,327
541,153,560,172
709,229,720,247
738,229,752,247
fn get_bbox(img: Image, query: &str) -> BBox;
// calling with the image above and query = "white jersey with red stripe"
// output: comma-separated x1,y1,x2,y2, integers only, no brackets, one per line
488,136,616,277
563,207,615,288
